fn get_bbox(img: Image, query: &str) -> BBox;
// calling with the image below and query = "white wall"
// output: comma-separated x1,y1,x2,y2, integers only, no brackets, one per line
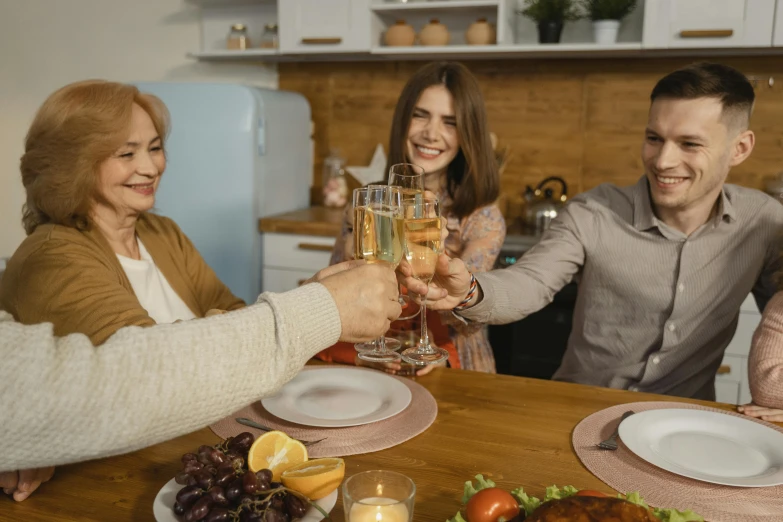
0,0,277,257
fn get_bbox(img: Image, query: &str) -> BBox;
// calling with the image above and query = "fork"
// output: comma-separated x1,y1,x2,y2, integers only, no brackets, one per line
235,417,326,447
597,410,635,450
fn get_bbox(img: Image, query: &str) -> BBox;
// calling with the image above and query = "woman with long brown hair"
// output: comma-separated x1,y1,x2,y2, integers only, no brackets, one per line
324,61,506,373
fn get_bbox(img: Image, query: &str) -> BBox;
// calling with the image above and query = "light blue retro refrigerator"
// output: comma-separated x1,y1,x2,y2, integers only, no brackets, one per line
132,82,312,304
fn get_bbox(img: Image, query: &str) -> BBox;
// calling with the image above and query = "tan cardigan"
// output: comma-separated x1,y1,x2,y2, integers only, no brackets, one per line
0,212,245,345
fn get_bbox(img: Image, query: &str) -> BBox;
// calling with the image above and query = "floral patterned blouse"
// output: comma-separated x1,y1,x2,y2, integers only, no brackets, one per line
330,185,506,373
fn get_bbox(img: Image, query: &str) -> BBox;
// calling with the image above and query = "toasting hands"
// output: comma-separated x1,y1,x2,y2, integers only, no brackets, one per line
318,261,402,343
397,254,476,311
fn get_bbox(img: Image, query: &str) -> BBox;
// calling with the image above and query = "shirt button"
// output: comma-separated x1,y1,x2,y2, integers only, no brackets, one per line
652,355,661,365
667,323,676,332
678,283,685,292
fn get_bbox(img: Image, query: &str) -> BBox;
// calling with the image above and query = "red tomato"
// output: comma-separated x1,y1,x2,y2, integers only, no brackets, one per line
575,490,611,498
465,488,520,522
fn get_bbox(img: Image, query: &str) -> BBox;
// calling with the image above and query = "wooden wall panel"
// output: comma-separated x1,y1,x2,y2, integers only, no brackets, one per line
280,57,783,216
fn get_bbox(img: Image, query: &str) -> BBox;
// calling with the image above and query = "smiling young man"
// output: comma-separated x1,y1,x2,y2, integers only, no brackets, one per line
403,62,783,402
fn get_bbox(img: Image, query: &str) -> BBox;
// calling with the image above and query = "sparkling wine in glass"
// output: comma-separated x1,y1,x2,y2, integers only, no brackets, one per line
352,188,369,262
387,163,425,320
400,197,449,366
355,185,405,362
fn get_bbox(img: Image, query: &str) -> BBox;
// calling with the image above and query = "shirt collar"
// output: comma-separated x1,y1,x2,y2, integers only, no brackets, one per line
632,175,736,232
632,176,658,231
715,188,736,224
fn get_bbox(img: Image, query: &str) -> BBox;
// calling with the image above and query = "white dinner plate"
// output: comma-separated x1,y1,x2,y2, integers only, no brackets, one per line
153,477,337,522
618,408,783,487
261,366,412,427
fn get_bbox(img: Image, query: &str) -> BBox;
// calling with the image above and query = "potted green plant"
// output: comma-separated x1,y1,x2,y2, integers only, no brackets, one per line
520,0,581,44
580,0,638,44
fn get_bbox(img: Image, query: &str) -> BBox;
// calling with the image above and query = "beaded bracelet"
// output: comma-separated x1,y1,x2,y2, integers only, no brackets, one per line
453,272,478,312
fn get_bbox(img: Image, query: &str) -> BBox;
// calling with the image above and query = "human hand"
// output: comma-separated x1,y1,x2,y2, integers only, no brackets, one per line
320,263,401,343
737,403,783,422
397,254,473,311
303,259,365,286
0,467,55,501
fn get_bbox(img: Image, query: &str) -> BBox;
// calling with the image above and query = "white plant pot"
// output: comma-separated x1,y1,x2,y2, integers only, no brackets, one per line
592,20,620,44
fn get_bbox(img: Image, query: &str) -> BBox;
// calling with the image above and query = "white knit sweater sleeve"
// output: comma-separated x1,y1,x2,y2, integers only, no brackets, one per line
0,282,341,472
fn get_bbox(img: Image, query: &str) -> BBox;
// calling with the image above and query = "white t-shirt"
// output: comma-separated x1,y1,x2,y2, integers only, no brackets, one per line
117,239,197,324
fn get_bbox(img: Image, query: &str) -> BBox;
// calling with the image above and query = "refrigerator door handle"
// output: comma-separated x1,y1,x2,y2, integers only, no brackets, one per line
257,116,266,156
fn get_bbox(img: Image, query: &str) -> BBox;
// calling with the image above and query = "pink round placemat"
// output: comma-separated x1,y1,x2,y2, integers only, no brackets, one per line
572,401,783,522
210,366,437,458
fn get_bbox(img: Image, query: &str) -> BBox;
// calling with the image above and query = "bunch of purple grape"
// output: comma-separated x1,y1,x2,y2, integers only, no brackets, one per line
171,432,311,522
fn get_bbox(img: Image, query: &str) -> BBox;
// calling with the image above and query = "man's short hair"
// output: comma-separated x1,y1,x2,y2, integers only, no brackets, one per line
650,62,755,129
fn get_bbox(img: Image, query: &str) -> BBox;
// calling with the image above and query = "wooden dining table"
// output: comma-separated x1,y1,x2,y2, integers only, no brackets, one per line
2,366,779,522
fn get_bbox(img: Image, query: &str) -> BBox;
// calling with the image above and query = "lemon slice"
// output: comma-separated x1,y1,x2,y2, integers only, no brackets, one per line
281,458,345,500
247,431,308,481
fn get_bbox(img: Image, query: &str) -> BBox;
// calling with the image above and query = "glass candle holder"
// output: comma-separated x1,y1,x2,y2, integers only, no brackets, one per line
343,470,415,522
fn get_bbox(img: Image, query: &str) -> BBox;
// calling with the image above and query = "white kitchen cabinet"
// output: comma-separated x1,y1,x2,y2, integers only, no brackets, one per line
715,380,741,405
774,0,783,45
643,0,776,49
278,0,371,53
261,233,335,292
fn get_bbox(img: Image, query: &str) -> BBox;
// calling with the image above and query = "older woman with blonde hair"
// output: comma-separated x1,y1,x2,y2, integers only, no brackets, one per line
0,80,245,346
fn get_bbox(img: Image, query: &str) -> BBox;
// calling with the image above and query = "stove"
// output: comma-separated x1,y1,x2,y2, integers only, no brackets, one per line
488,233,577,379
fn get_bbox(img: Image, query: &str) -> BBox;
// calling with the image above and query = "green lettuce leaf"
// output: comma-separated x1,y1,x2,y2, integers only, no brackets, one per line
461,474,496,505
619,491,650,509
446,512,468,522
510,487,541,516
651,507,704,522
543,485,578,501
620,491,703,522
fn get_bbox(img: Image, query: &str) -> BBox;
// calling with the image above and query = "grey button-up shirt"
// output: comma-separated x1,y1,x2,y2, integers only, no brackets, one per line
462,176,783,400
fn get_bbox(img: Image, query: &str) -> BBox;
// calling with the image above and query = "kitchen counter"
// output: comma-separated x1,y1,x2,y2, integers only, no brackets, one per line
259,206,545,252
258,206,343,238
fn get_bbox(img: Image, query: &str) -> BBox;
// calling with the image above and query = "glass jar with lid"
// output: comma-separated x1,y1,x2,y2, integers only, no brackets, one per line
227,24,250,50
322,149,348,208
260,24,279,49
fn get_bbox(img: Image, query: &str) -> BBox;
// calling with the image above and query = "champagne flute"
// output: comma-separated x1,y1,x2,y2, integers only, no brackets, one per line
388,163,425,321
351,187,369,264
355,185,405,362
350,187,377,353
400,197,449,366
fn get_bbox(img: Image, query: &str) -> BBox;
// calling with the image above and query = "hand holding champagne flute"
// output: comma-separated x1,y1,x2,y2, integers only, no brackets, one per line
354,185,405,362
400,197,449,365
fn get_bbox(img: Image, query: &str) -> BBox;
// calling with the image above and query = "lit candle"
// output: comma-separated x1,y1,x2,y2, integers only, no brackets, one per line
348,497,410,522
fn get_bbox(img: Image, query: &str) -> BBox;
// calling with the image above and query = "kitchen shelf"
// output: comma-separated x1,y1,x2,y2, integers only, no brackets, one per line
187,0,275,6
371,0,500,13
371,42,644,57
188,43,783,63
188,49,281,60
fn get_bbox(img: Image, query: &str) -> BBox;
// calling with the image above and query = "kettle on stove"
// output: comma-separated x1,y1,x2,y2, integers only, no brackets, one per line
523,176,568,234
